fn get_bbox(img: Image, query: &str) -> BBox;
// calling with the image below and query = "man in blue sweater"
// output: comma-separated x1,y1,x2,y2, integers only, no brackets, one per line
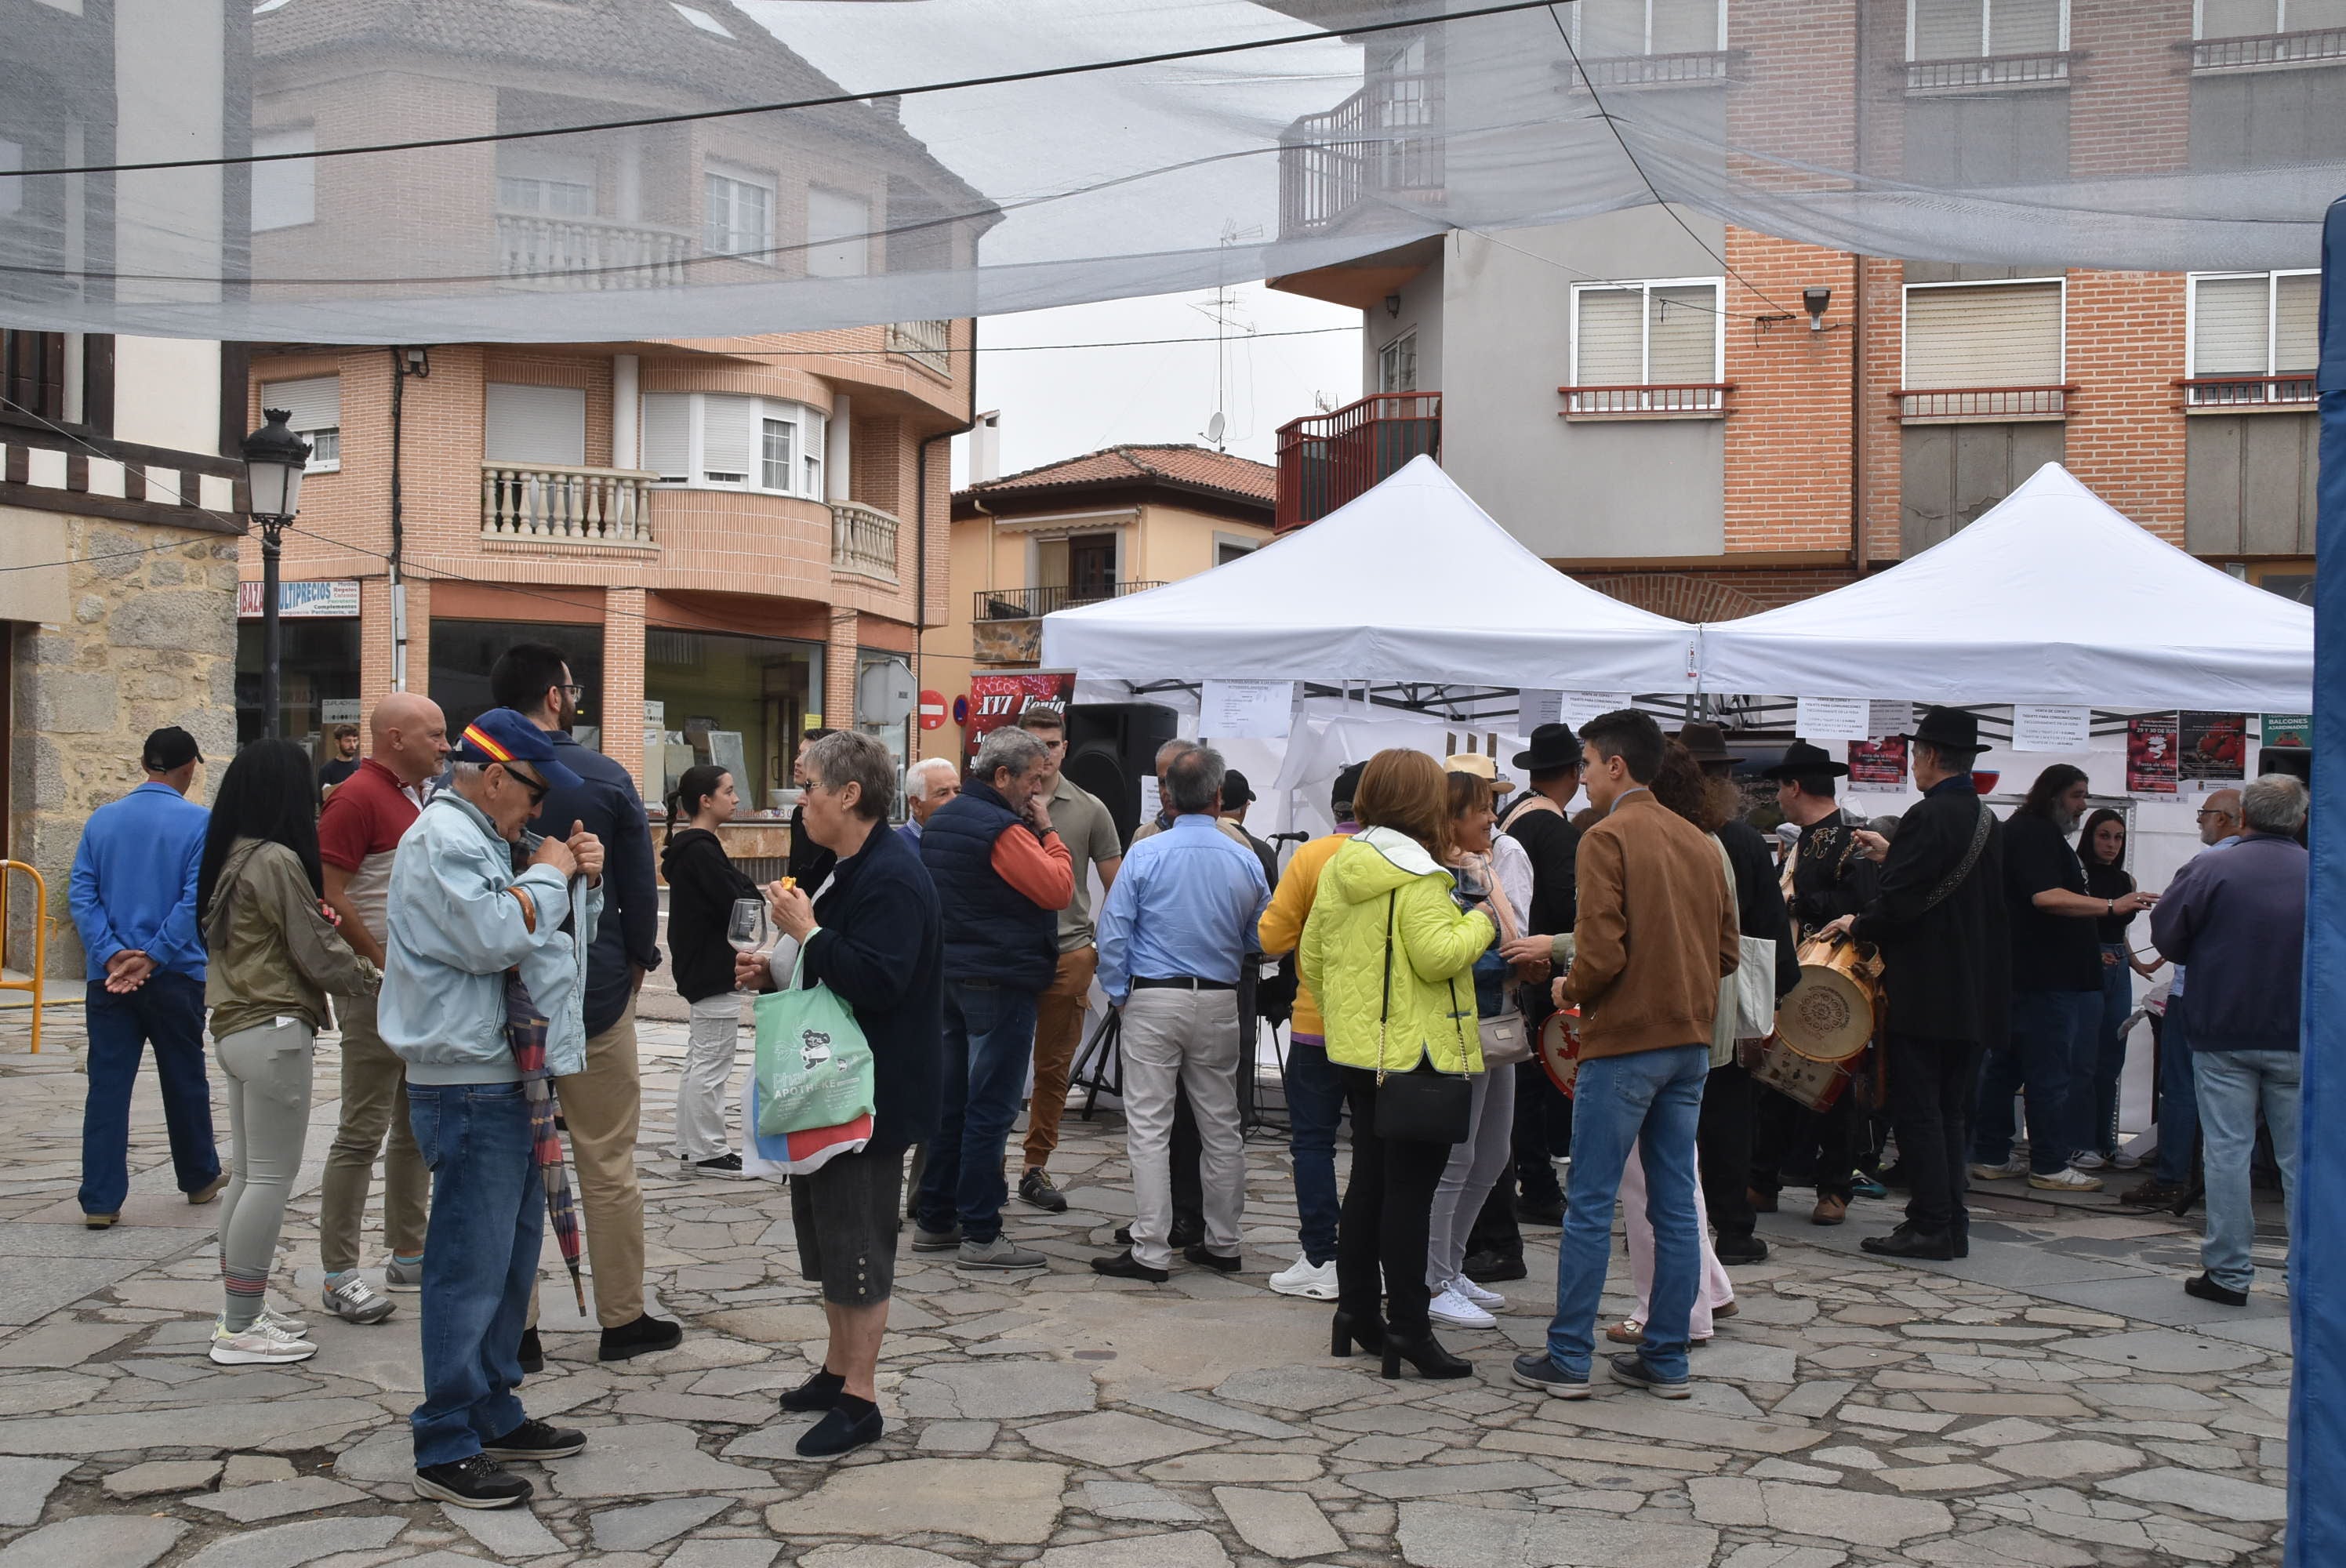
493,644,679,1364
2150,773,2308,1308
68,728,224,1228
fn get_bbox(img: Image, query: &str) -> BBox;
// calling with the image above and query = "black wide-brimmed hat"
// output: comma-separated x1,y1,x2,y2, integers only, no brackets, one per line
1672,722,1738,767
1512,723,1582,772
1760,739,1850,781
1903,706,1984,756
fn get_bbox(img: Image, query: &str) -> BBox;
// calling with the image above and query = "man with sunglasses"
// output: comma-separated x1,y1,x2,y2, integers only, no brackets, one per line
380,708,605,1508
490,643,677,1367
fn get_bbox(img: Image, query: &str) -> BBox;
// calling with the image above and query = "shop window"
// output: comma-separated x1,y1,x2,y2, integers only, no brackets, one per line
235,618,361,750
644,628,822,813
261,374,342,471
428,619,605,744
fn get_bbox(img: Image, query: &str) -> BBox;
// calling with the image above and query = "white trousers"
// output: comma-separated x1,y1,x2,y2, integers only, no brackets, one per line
674,993,744,1161
1621,1136,1736,1336
1120,988,1246,1270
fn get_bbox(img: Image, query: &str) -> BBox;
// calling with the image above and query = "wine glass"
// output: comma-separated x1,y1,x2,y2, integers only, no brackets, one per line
727,898,769,993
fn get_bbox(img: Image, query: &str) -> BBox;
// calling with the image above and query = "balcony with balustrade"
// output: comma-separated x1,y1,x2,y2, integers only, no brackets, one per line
885,320,953,377
830,499,901,581
495,212,694,291
1273,391,1442,532
1278,70,1445,237
481,463,657,546
2178,372,2318,409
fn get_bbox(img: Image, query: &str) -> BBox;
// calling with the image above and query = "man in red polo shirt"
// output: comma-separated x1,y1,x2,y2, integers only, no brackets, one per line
315,692,450,1324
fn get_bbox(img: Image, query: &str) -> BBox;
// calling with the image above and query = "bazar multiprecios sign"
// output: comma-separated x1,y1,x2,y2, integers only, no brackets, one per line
238,579,361,619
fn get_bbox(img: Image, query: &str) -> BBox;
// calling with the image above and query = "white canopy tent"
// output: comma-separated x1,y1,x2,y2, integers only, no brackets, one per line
1040,456,1698,710
1694,463,2315,713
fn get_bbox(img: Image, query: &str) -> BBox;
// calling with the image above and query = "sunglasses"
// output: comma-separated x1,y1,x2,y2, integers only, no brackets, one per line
501,764,549,808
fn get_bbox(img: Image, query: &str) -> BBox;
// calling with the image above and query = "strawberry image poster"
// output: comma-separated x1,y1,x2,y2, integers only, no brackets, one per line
2178,712,2248,787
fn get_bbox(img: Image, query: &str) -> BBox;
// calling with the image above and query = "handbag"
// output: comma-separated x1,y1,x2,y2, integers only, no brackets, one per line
1372,891,1473,1144
751,947,876,1139
1468,862,1533,1066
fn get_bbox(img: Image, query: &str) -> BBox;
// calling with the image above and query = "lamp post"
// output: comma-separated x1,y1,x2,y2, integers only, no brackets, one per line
241,408,311,742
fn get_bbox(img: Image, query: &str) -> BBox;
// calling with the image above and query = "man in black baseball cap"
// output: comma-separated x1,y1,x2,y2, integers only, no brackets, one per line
1214,768,1279,891
141,726,203,774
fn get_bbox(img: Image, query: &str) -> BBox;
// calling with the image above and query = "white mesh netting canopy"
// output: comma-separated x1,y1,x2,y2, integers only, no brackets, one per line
5,0,2342,342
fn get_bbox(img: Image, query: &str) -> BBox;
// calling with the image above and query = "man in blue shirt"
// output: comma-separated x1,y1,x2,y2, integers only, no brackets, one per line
1091,746,1269,1282
68,727,222,1227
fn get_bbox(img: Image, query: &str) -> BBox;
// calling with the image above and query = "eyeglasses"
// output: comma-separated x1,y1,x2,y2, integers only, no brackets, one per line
2195,809,2233,822
559,683,585,701
502,764,549,808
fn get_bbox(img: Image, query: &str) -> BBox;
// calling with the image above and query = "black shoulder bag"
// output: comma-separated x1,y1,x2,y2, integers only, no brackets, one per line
1372,891,1473,1145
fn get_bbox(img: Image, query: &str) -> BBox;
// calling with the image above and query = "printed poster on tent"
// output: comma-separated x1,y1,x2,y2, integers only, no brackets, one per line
2178,713,2248,789
2126,713,2179,797
1847,739,1906,793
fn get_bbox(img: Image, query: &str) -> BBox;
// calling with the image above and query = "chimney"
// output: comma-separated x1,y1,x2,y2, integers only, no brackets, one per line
870,94,902,124
968,410,1001,485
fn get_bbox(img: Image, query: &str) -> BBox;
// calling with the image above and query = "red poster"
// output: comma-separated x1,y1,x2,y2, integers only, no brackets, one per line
965,671,1074,762
2126,713,2179,795
1847,737,1906,792
2178,712,2248,786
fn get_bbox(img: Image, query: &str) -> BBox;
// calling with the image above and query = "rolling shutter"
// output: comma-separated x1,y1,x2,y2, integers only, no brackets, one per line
641,392,688,480
1902,281,2062,388
2192,275,2272,376
482,383,586,466
1647,285,1717,381
1574,287,1644,382
1911,0,1982,59
1651,0,1721,53
2200,0,2279,36
2274,273,2319,375
261,375,339,436
1988,0,2061,53
700,394,757,481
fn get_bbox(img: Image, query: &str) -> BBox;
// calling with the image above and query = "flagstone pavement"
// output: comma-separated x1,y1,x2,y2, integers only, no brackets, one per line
0,1005,2291,1566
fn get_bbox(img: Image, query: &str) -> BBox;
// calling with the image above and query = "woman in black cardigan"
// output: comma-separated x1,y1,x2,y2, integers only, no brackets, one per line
736,731,942,1461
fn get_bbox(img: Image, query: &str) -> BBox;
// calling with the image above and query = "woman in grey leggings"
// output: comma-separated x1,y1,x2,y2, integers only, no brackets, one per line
198,740,380,1367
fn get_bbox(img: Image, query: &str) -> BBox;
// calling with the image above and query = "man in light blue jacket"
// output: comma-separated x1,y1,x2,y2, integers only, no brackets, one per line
380,709,604,1512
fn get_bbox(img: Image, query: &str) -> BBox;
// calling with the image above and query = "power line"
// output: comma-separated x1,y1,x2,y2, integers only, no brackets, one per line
3,0,1567,181
1545,4,1796,316
1465,227,1744,318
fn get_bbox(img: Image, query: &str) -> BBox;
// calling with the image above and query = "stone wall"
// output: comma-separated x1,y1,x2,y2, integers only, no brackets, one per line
15,517,241,979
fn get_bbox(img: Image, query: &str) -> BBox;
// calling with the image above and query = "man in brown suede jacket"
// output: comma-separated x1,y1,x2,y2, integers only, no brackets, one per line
1513,709,1738,1404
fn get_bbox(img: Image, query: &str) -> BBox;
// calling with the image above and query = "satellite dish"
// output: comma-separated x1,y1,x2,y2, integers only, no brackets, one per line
1204,411,1226,445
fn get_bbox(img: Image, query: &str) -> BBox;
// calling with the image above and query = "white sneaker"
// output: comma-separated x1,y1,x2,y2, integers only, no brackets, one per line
1427,1285,1496,1329
256,1305,310,1336
1268,1254,1339,1301
1449,1276,1506,1310
2071,1150,2108,1171
321,1275,397,1325
209,1319,318,1366
1969,1156,2028,1181
2028,1165,2105,1192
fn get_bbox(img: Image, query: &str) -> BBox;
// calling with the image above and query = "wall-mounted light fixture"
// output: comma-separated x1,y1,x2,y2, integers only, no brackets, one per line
1385,293,1402,319
401,345,430,379
1756,286,1843,336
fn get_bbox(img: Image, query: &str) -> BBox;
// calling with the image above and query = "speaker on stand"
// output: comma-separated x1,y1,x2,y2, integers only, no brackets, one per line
1063,702,1180,848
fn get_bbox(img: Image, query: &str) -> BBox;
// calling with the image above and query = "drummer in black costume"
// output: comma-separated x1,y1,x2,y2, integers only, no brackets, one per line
1748,741,1881,1226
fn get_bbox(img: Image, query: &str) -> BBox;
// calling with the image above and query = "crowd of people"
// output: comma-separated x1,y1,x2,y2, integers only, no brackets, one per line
61,683,2308,1505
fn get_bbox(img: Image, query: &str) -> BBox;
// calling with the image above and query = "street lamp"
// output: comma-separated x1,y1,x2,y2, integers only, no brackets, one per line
241,408,311,742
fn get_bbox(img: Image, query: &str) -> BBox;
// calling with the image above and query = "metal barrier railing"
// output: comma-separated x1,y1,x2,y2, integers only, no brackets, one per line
0,860,49,1054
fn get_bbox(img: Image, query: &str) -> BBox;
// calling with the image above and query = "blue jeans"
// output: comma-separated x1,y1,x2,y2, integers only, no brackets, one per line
1542,1044,1707,1383
2194,1049,2299,1294
2155,1003,2202,1185
916,982,1039,1245
2090,946,2134,1158
79,974,218,1216
406,1083,542,1468
1974,989,2099,1174
1284,1036,1346,1265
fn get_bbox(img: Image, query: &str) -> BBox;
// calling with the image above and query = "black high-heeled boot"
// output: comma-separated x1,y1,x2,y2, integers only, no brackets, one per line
1381,1328,1472,1380
1330,1309,1385,1357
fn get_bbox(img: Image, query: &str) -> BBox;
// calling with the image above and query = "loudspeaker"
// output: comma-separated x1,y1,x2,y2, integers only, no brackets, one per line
1064,702,1179,848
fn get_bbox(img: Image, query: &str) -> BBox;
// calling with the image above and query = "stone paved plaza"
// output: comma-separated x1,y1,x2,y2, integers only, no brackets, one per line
0,1004,2293,1566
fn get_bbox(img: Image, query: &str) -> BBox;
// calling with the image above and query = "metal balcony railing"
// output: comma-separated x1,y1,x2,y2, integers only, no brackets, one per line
481,463,656,543
2180,374,2319,408
495,212,692,291
972,582,1166,621
1905,50,2073,89
1560,382,1732,416
1572,49,1735,88
1274,391,1441,532
1278,69,1444,235
830,500,900,580
1895,385,2072,421
2191,27,2346,70
886,319,953,376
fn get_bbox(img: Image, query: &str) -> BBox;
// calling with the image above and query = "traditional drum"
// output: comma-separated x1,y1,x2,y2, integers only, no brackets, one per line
1753,937,1883,1112
1536,1008,1583,1099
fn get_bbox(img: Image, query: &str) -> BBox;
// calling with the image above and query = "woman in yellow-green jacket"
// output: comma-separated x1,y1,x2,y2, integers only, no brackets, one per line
1299,749,1495,1381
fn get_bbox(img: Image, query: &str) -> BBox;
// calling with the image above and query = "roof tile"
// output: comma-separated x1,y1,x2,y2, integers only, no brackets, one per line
962,444,1274,507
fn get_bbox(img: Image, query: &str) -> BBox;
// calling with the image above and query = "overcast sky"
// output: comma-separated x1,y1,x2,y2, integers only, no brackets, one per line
951,283,1363,486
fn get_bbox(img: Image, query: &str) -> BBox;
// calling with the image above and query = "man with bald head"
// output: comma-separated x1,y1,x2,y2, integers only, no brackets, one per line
315,691,451,1323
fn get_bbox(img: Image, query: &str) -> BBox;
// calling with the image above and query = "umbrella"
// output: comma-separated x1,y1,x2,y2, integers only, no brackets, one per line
503,970,586,1315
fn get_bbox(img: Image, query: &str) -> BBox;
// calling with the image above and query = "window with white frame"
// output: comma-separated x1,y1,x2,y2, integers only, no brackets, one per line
252,125,316,231
2196,0,2346,36
2186,270,2320,404
1908,0,2067,57
704,168,773,259
1377,332,1418,393
806,188,870,278
1572,0,1728,54
262,375,341,471
641,391,826,498
497,148,596,217
1567,278,1725,412
1899,278,2066,418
